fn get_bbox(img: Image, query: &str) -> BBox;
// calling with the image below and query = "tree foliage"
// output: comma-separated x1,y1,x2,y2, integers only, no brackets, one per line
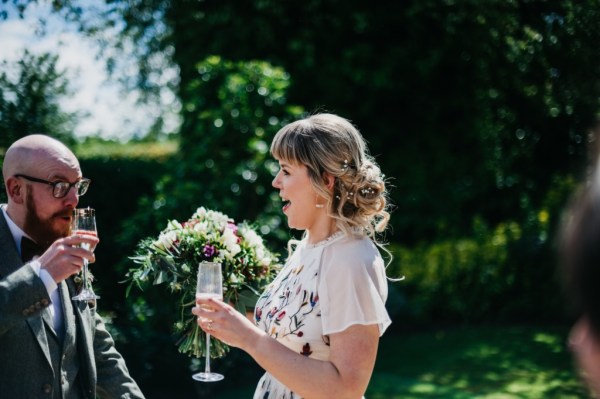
0,50,77,150
43,0,600,242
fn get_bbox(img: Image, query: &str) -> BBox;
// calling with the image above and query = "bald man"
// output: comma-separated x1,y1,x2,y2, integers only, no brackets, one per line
0,135,144,398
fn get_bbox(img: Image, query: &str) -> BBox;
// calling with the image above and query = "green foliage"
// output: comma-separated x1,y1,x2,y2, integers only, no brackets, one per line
389,215,566,325
150,0,600,243
74,148,173,318
128,56,303,246
0,50,77,150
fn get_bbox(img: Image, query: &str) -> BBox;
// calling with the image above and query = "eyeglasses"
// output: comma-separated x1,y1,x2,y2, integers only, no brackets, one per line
15,174,91,198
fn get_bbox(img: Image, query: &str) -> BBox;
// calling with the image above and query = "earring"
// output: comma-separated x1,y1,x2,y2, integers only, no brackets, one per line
315,203,324,209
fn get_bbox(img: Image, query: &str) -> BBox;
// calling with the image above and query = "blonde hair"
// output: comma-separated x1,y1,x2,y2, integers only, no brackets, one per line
270,113,391,241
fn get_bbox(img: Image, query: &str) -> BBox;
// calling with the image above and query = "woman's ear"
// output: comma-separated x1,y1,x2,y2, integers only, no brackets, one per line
6,177,25,204
323,173,335,190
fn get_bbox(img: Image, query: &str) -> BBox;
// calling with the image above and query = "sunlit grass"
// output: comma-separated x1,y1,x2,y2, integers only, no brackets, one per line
367,325,588,399
74,138,178,161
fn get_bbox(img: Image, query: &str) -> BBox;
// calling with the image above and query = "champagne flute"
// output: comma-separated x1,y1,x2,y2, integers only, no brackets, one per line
192,261,224,382
71,207,100,301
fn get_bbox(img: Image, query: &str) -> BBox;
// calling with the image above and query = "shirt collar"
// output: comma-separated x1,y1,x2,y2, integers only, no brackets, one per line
1,205,33,257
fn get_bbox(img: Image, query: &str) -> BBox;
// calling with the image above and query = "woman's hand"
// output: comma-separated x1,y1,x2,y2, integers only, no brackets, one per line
192,296,261,350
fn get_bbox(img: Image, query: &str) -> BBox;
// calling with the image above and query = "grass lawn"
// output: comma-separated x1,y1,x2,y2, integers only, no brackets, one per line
203,324,589,398
367,324,588,399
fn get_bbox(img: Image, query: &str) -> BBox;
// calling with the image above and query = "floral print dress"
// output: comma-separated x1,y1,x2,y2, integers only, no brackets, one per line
253,231,391,399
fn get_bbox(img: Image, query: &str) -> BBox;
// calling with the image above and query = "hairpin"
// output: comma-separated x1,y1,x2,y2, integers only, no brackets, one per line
341,159,350,172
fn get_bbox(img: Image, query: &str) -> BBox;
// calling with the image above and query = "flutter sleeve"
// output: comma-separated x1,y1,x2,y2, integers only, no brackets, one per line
318,236,392,336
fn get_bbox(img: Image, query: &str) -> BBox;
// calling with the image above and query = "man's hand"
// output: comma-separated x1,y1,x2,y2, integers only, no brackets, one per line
36,234,100,283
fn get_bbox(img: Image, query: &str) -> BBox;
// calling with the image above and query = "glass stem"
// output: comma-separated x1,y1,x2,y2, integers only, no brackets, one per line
205,333,211,373
82,260,89,290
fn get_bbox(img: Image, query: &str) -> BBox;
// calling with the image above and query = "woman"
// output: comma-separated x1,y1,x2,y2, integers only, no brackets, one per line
193,113,393,398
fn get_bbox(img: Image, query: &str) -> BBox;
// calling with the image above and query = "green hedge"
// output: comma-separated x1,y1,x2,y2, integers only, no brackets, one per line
386,218,566,327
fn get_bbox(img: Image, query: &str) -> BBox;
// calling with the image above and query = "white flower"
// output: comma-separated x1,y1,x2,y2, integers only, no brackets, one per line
222,227,241,256
193,207,208,218
260,257,272,267
242,227,263,248
193,221,209,233
154,230,177,250
168,220,183,230
255,247,272,266
230,244,241,256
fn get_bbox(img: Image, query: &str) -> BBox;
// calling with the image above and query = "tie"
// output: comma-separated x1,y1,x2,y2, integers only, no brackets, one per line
21,236,44,262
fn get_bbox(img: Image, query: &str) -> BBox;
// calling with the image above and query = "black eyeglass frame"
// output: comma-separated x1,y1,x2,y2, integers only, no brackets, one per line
14,174,91,198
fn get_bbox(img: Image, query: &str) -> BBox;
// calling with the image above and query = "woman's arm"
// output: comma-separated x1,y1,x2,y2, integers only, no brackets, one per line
193,298,379,399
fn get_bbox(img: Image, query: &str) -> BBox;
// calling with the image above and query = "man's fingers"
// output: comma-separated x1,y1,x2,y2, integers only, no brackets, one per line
64,234,99,245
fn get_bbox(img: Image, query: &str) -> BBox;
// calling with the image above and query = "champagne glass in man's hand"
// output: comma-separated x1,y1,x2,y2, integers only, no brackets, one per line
192,261,224,382
71,207,100,301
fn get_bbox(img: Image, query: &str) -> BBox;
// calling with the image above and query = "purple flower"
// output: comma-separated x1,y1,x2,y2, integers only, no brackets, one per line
203,244,216,258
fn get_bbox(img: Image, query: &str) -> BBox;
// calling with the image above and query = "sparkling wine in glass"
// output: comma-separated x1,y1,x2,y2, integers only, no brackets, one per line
192,261,224,382
71,207,100,301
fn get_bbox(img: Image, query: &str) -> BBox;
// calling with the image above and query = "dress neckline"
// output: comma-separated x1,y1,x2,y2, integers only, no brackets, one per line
305,228,362,249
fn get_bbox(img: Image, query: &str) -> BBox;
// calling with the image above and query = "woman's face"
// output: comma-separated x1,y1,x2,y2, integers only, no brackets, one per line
272,160,322,232
569,316,600,396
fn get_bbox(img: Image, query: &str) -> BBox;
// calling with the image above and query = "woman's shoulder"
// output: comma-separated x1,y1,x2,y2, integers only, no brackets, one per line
330,232,378,253
322,233,381,270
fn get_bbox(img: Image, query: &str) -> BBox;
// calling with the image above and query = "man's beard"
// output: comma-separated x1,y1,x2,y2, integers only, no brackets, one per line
23,190,72,249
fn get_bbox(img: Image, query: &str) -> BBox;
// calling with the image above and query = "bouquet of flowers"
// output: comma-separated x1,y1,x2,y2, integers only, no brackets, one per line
126,206,280,359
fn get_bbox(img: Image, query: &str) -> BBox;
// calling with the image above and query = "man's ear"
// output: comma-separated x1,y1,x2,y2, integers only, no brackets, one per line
5,177,25,204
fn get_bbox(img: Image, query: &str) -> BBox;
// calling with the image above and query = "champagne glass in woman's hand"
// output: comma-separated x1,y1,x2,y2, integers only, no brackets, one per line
71,207,100,301
192,261,224,382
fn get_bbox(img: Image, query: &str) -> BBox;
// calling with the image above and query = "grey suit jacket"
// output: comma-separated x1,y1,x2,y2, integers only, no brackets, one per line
0,209,145,398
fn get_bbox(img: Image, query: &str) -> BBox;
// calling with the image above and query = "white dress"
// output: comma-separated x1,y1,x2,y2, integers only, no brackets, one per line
253,231,392,399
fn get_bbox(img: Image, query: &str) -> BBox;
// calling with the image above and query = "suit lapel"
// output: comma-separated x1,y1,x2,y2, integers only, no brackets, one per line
0,210,55,367
25,316,53,366
60,280,76,349
41,306,58,339
68,277,96,390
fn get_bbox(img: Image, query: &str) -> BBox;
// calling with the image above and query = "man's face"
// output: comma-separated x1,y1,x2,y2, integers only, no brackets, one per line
20,159,82,249
23,188,75,249
4,136,84,248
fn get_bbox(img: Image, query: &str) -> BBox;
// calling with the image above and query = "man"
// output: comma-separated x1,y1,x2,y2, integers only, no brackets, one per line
0,134,144,398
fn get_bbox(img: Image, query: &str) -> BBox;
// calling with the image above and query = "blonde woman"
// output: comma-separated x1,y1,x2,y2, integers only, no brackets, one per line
193,113,393,398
